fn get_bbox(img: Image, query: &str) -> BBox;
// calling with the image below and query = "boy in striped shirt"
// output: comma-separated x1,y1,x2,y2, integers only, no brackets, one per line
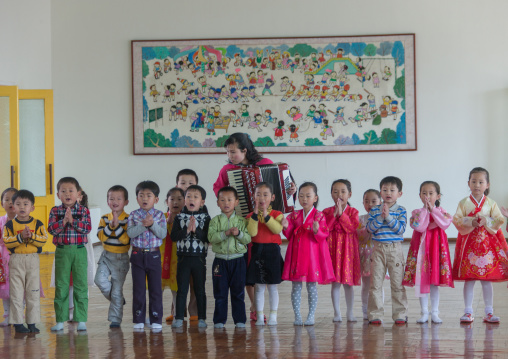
366,176,408,325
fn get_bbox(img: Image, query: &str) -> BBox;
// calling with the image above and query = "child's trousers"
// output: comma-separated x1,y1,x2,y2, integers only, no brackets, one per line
94,251,130,323
54,245,88,323
9,253,40,324
130,248,162,325
176,256,206,320
368,241,408,321
212,257,246,325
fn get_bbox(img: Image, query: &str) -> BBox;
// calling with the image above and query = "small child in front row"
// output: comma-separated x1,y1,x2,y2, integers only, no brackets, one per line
366,176,408,325
95,185,130,328
455,167,508,323
161,187,185,322
402,181,454,324
282,182,335,326
246,182,284,326
171,185,211,328
323,179,361,323
3,190,48,333
127,181,167,331
208,186,251,328
357,189,382,320
49,177,91,332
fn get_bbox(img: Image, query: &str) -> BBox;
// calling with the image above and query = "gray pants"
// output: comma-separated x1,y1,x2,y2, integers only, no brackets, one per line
94,251,130,323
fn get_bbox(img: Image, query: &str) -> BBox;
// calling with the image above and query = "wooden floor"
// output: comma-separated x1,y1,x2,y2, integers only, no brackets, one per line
1,243,508,358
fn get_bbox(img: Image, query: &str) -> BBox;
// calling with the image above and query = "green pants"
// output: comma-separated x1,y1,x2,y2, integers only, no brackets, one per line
54,245,88,322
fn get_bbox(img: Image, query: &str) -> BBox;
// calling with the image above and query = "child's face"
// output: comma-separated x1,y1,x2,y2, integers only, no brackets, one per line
468,172,489,199
107,190,129,213
363,192,381,213
185,189,205,211
380,183,402,206
226,143,247,165
166,192,185,214
255,186,275,211
13,197,34,221
1,190,16,217
420,184,440,207
177,174,197,191
217,191,238,217
331,182,351,206
298,186,318,212
57,183,79,208
136,189,159,211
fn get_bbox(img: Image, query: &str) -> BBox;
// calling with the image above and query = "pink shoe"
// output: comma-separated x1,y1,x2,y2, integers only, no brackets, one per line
460,313,474,323
483,313,500,323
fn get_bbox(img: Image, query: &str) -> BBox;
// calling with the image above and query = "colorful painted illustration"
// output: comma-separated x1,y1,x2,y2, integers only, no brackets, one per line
132,35,416,154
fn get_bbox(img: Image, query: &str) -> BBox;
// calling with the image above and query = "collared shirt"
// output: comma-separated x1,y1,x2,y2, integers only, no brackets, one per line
127,208,166,249
48,203,91,245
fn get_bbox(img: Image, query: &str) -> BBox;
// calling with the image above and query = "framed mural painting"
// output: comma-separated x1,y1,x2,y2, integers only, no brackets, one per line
132,34,416,155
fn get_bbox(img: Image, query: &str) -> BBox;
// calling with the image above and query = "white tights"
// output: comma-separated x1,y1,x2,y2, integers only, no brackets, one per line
255,284,279,325
361,276,384,318
331,283,356,322
464,280,493,315
419,285,440,314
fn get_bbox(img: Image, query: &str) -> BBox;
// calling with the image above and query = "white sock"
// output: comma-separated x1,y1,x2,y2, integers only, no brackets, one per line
344,284,356,322
417,295,429,323
430,285,442,323
331,282,342,322
481,280,494,315
463,281,475,314
255,284,266,325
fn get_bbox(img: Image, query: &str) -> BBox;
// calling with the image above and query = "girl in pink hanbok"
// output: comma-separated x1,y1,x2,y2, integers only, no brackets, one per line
0,188,18,326
402,181,454,324
323,180,360,322
282,182,335,326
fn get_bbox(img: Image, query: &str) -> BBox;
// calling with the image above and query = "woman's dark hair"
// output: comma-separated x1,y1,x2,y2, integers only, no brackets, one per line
420,181,441,207
224,133,263,165
1,188,18,202
469,167,490,196
299,182,319,208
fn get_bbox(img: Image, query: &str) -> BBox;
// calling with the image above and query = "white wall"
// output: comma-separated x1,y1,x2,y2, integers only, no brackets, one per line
9,0,508,237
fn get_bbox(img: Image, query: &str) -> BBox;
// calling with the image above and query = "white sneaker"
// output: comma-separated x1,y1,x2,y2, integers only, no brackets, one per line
133,323,144,329
151,323,162,332
417,313,429,324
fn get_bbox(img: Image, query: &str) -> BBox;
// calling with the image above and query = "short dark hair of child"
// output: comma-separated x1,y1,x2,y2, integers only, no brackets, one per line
185,185,206,200
12,189,35,205
176,169,198,184
420,181,441,207
108,185,129,201
255,181,273,195
57,177,80,191
379,176,403,192
364,189,381,199
469,167,490,196
217,186,238,200
1,188,18,202
135,181,160,197
299,181,319,208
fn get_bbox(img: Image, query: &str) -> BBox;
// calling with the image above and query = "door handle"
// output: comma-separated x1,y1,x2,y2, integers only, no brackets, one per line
49,164,53,195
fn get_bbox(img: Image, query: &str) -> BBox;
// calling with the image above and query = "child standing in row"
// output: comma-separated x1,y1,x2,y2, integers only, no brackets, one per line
162,187,185,322
49,177,91,332
127,181,167,331
323,179,360,323
282,182,335,326
0,188,17,326
171,185,211,328
357,189,381,320
208,187,250,328
247,182,284,326
402,181,454,324
95,185,131,328
366,176,408,325
3,190,48,333
454,167,508,323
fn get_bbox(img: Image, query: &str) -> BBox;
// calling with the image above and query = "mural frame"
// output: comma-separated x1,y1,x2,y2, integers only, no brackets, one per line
132,34,416,155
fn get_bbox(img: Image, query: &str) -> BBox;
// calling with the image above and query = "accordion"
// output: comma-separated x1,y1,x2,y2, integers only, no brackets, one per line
227,163,295,217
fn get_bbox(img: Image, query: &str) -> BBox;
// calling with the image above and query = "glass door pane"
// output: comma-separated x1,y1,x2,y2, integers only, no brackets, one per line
19,99,46,196
0,97,11,190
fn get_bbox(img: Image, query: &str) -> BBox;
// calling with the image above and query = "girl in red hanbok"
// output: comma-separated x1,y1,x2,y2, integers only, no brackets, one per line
402,181,454,324
282,182,335,326
323,180,360,322
452,167,508,324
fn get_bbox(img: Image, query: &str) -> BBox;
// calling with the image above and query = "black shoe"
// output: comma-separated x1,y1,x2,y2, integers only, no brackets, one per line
27,324,40,333
110,322,121,328
14,324,30,333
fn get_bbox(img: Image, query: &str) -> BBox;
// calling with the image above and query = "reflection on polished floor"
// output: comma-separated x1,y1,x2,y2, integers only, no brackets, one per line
1,243,508,358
